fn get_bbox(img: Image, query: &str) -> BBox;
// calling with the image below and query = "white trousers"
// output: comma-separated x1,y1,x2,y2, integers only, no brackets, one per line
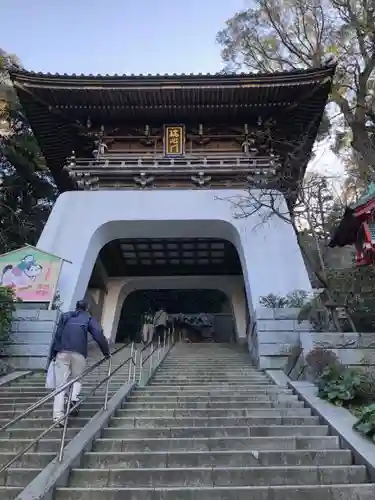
142,323,154,343
53,351,86,421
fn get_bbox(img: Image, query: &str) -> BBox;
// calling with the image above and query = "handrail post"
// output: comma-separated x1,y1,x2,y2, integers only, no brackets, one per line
58,385,73,462
149,349,153,376
103,355,112,411
133,349,138,382
128,342,134,383
138,350,143,383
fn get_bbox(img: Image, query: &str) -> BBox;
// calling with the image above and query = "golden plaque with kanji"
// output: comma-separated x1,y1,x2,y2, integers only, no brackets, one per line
164,125,185,156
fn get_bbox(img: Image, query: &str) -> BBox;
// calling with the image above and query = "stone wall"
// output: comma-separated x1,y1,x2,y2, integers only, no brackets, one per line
3,309,59,370
301,331,375,375
249,307,311,375
249,307,375,379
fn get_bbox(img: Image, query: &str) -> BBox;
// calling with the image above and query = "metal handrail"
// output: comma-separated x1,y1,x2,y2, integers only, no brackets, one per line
0,341,132,436
0,350,137,472
138,327,174,384
0,332,175,473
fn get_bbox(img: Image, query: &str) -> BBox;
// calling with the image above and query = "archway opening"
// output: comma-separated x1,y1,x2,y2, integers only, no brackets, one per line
84,235,247,344
116,288,235,343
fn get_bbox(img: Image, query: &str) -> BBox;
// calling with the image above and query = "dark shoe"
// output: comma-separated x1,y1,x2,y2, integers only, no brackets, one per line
53,420,64,429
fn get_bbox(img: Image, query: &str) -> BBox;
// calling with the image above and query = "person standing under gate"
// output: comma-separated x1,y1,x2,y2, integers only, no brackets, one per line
142,309,154,344
49,299,110,427
154,307,168,344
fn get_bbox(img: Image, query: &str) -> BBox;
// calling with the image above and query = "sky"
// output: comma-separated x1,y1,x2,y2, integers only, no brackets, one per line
0,0,246,75
1,0,343,176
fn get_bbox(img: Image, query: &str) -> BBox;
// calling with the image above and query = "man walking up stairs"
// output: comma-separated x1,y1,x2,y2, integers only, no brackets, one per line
48,342,375,499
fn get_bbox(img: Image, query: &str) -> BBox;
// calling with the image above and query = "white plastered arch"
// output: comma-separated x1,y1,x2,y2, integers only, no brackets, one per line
37,189,311,341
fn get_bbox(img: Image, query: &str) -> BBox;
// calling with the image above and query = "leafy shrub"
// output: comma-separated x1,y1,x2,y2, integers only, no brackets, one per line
354,404,375,440
259,289,310,309
285,289,310,308
259,293,288,308
305,347,340,380
0,285,16,344
0,285,18,374
317,366,361,407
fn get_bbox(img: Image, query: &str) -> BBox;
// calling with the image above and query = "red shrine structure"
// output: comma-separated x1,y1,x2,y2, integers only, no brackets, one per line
329,184,375,265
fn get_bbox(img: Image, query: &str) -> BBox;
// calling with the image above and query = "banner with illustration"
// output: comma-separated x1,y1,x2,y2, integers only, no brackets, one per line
0,245,63,304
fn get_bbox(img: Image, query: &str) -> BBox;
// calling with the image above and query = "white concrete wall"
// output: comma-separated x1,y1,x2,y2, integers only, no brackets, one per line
37,189,311,324
100,275,246,343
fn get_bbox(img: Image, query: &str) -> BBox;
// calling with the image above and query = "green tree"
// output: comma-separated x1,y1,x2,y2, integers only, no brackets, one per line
0,49,56,253
217,0,375,183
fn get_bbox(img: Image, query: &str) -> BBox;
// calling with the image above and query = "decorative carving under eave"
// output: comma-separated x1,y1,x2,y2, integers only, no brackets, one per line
63,151,76,173
71,171,99,190
242,135,258,155
93,140,108,158
191,172,211,187
134,172,154,188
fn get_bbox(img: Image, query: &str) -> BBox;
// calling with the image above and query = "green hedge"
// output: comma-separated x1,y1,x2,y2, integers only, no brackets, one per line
0,285,17,374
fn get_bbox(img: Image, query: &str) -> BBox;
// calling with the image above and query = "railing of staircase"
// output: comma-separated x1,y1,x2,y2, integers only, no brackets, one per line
0,326,176,473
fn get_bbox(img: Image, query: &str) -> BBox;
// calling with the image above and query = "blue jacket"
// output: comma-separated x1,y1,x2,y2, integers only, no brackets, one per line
50,310,109,360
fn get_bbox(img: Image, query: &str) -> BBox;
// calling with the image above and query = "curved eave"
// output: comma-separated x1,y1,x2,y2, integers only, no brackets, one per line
9,64,336,88
351,197,375,216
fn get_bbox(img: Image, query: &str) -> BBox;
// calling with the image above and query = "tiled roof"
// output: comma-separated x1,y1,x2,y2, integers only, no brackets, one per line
9,63,336,81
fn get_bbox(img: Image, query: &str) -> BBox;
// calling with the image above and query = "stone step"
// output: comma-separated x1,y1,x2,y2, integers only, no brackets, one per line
54,484,375,500
0,394,119,404
150,380,272,385
0,439,72,453
82,449,352,468
6,382,127,389
161,356,252,359
67,465,367,487
151,376,270,381
128,394,299,403
113,407,312,418
91,435,340,452
124,401,305,410
156,367,261,371
0,401,110,411
0,467,42,487
150,381,273,386
135,387,290,395
0,408,104,419
102,425,330,439
5,427,81,440
153,368,265,371
0,487,22,500
0,452,54,468
108,416,320,428
160,361,255,364
0,417,90,428
0,389,113,396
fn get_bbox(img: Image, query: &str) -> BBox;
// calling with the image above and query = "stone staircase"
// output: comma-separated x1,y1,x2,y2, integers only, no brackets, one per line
52,342,375,499
0,344,138,499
